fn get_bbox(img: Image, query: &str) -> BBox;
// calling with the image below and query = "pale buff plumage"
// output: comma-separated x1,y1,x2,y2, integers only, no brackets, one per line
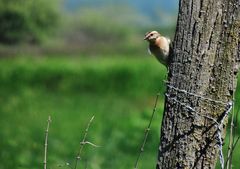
144,31,171,66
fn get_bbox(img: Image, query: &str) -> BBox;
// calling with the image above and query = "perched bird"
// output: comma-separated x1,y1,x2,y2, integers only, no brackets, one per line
144,31,171,66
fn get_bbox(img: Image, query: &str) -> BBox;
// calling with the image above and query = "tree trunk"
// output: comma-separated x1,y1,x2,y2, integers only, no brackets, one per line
156,0,239,169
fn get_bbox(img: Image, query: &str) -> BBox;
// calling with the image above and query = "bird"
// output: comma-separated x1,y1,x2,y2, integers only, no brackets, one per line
144,31,171,67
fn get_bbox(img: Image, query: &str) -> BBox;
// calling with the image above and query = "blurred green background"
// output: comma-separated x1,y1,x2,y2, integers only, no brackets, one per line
0,0,239,169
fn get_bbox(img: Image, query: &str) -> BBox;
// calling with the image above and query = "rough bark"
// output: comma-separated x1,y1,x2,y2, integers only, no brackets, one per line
156,0,239,169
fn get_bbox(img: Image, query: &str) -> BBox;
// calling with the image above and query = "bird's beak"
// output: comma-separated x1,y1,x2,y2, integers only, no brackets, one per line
144,36,148,40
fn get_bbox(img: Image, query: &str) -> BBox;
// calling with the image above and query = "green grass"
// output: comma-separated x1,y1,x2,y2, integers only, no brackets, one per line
0,56,239,169
0,56,166,169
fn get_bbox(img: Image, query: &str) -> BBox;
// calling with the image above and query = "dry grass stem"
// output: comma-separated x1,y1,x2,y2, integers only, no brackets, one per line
44,116,51,169
74,116,95,169
134,93,160,169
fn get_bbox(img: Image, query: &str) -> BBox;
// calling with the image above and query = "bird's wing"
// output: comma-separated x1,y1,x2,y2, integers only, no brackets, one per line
148,47,152,55
166,37,171,44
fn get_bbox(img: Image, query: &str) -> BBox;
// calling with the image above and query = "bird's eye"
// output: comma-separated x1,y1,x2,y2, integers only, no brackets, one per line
150,33,153,36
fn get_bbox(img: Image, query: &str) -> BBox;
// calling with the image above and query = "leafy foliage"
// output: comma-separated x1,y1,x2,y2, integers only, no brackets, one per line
0,0,59,44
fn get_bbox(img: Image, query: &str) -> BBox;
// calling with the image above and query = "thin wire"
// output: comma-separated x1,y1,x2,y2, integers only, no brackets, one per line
166,93,232,169
167,84,228,105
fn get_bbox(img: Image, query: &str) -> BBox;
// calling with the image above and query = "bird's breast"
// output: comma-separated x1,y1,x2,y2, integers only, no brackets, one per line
149,44,168,65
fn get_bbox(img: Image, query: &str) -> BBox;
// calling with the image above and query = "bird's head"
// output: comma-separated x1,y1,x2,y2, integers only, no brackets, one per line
144,31,161,43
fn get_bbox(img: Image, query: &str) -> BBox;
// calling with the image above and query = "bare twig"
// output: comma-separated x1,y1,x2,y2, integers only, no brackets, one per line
134,93,160,169
74,116,95,169
44,116,52,169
